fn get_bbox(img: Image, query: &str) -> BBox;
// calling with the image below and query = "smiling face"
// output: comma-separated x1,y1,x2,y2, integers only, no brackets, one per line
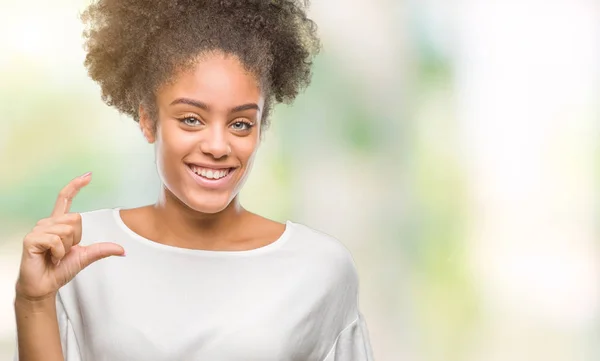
139,51,265,214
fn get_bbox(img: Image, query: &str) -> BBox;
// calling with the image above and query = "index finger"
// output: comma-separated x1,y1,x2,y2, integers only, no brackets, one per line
51,172,92,218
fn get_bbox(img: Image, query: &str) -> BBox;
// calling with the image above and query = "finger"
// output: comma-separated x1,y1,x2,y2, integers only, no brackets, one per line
38,224,76,254
77,243,126,270
54,243,125,284
23,233,66,265
36,212,81,227
50,172,92,218
35,213,82,246
48,236,67,266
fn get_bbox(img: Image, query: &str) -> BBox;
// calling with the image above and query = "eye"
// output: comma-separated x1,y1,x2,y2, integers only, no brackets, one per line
179,116,202,127
230,119,255,132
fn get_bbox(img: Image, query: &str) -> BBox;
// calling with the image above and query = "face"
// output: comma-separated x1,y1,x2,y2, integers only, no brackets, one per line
140,52,264,214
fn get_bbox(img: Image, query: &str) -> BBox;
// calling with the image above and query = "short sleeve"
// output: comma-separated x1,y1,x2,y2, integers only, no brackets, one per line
323,313,375,361
13,294,82,361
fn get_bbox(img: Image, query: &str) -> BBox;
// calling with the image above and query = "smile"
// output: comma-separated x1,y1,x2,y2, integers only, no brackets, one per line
185,164,236,189
189,164,232,180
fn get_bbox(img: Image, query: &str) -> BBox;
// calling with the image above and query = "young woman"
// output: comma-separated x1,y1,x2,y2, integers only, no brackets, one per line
14,1,373,360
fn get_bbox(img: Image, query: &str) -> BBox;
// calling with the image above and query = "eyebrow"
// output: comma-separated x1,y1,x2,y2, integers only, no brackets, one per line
170,98,261,113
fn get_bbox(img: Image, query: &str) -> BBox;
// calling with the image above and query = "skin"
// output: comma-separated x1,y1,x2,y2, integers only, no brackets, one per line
15,174,125,361
15,51,286,360
124,51,285,250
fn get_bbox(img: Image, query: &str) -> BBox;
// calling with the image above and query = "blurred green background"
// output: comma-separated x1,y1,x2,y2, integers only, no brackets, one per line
1,0,599,360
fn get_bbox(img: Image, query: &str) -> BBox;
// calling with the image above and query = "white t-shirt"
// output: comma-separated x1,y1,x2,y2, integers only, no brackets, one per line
15,208,374,361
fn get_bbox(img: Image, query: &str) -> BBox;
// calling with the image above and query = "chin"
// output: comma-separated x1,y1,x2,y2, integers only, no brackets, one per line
184,192,235,215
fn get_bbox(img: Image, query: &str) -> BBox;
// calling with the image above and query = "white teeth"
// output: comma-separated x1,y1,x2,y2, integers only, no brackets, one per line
190,165,230,180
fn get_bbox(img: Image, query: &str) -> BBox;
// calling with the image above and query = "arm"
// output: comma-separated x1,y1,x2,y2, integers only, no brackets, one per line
14,172,125,361
323,313,374,361
14,293,63,361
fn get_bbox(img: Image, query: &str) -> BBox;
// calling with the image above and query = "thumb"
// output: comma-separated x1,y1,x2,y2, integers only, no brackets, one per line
78,242,126,270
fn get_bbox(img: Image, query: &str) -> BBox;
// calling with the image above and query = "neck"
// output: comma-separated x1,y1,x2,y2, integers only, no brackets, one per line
150,187,248,249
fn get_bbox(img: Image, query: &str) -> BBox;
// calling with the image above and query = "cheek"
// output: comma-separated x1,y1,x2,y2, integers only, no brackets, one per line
155,127,194,171
236,137,259,165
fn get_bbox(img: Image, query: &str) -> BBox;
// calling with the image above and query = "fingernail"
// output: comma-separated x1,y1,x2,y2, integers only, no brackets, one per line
79,171,92,179
120,251,127,257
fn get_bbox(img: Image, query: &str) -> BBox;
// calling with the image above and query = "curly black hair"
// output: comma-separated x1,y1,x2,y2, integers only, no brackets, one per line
81,0,321,131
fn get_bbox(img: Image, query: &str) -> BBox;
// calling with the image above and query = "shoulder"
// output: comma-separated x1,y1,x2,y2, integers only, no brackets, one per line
286,222,362,322
288,221,355,258
286,221,360,286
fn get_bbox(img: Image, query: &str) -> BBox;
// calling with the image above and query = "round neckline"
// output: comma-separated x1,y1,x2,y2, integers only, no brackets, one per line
112,207,294,257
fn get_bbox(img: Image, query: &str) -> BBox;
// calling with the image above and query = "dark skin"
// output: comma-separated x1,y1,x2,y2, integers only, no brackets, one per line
121,51,285,251
120,205,285,251
14,52,286,361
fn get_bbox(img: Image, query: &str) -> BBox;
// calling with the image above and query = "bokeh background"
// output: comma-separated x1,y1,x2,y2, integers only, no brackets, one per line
1,0,599,360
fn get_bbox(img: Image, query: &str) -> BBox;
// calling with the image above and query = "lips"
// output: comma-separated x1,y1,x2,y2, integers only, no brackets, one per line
188,164,233,180
185,163,236,189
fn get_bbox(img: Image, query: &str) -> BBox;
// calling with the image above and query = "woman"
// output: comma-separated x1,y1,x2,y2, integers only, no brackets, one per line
14,1,374,360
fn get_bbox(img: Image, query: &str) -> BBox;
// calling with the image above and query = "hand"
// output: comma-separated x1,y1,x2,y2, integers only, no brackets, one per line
15,172,125,301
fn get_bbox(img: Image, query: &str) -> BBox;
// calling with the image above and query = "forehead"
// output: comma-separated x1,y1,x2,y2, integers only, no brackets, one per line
157,52,264,107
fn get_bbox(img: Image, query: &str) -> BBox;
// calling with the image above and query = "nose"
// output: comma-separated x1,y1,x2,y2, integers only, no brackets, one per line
199,126,231,159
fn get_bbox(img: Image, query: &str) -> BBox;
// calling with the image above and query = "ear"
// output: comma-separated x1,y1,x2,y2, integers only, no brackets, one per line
138,104,156,144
